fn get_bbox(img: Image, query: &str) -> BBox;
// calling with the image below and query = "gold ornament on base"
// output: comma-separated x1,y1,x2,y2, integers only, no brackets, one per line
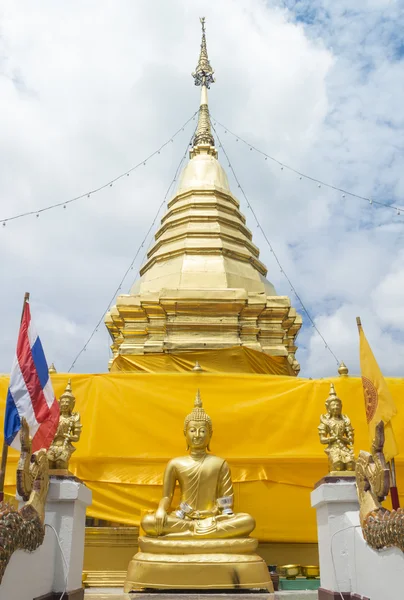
124,390,273,592
47,379,82,473
318,383,355,475
338,361,349,376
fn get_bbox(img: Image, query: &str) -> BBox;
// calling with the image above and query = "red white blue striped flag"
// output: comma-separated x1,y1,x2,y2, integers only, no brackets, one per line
3,301,60,451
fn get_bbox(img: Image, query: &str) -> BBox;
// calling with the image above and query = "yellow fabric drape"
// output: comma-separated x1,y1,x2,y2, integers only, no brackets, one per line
1,372,403,542
110,346,295,376
359,326,399,460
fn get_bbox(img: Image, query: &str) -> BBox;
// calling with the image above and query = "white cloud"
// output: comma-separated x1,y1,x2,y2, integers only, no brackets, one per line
372,250,404,329
0,0,403,378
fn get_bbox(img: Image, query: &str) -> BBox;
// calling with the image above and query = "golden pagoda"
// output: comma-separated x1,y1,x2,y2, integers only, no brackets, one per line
105,17,301,375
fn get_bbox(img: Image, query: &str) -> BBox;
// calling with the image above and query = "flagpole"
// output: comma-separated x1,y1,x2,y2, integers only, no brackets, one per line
389,458,400,510
0,292,30,502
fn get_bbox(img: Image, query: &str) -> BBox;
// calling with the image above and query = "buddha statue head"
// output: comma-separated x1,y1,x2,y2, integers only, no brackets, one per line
59,379,75,416
184,390,213,451
325,383,342,418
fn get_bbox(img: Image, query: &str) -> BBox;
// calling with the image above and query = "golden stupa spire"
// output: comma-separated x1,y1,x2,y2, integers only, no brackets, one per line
192,17,215,150
104,17,302,373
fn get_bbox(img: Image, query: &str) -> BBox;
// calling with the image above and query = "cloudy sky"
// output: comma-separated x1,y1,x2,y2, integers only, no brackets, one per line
0,0,403,378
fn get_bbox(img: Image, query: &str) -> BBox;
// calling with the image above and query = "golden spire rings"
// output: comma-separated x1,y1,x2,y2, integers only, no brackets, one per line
192,18,215,150
192,17,215,88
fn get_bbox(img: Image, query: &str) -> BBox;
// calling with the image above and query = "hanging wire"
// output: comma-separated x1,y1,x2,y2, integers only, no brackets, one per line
67,125,196,372
212,116,403,216
212,123,340,366
1,112,197,227
127,132,193,292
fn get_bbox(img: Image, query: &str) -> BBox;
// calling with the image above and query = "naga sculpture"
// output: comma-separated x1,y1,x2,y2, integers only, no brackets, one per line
318,383,355,473
356,420,404,551
0,418,49,583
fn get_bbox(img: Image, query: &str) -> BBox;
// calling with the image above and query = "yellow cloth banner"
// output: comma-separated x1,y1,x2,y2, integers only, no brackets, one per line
359,325,399,461
110,346,295,376
1,372,403,542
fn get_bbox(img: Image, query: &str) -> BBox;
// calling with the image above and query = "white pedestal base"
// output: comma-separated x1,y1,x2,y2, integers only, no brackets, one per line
0,477,92,600
311,480,404,599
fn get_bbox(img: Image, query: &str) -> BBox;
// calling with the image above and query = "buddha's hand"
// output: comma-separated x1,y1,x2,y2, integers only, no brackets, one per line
155,506,167,536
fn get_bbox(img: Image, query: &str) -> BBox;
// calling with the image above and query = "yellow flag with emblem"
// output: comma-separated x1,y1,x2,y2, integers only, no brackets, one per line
357,317,398,461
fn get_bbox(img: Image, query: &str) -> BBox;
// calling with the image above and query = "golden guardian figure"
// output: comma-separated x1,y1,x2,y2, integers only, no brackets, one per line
47,380,82,471
318,383,355,473
124,391,273,592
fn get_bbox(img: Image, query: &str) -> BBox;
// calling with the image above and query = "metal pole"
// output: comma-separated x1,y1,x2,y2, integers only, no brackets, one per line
0,441,9,502
0,292,30,502
389,457,400,510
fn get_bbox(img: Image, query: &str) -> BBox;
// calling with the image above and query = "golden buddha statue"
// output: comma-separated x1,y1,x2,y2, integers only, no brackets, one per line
47,379,82,471
142,390,254,539
318,383,355,474
125,391,273,592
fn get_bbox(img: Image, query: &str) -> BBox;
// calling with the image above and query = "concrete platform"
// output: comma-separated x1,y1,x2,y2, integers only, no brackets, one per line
84,590,317,599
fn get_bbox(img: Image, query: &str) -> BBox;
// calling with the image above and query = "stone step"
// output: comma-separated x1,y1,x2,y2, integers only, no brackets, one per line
84,591,318,600
83,571,127,587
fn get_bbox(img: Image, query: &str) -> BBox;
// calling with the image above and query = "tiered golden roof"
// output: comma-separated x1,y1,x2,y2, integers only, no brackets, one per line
105,18,301,373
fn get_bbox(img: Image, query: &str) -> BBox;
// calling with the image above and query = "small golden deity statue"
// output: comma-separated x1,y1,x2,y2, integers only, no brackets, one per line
318,383,355,474
47,380,82,471
125,391,273,592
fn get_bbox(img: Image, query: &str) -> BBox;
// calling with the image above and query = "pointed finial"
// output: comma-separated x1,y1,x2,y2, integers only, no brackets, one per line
191,18,216,151
192,17,215,88
48,363,57,374
192,361,203,372
329,383,337,398
194,388,202,408
325,383,341,407
184,389,212,435
60,378,75,402
338,361,349,376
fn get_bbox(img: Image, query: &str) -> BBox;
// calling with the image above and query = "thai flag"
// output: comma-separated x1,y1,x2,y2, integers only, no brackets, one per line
3,301,60,451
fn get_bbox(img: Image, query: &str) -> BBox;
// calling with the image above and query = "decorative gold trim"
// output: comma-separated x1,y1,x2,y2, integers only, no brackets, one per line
84,526,139,547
